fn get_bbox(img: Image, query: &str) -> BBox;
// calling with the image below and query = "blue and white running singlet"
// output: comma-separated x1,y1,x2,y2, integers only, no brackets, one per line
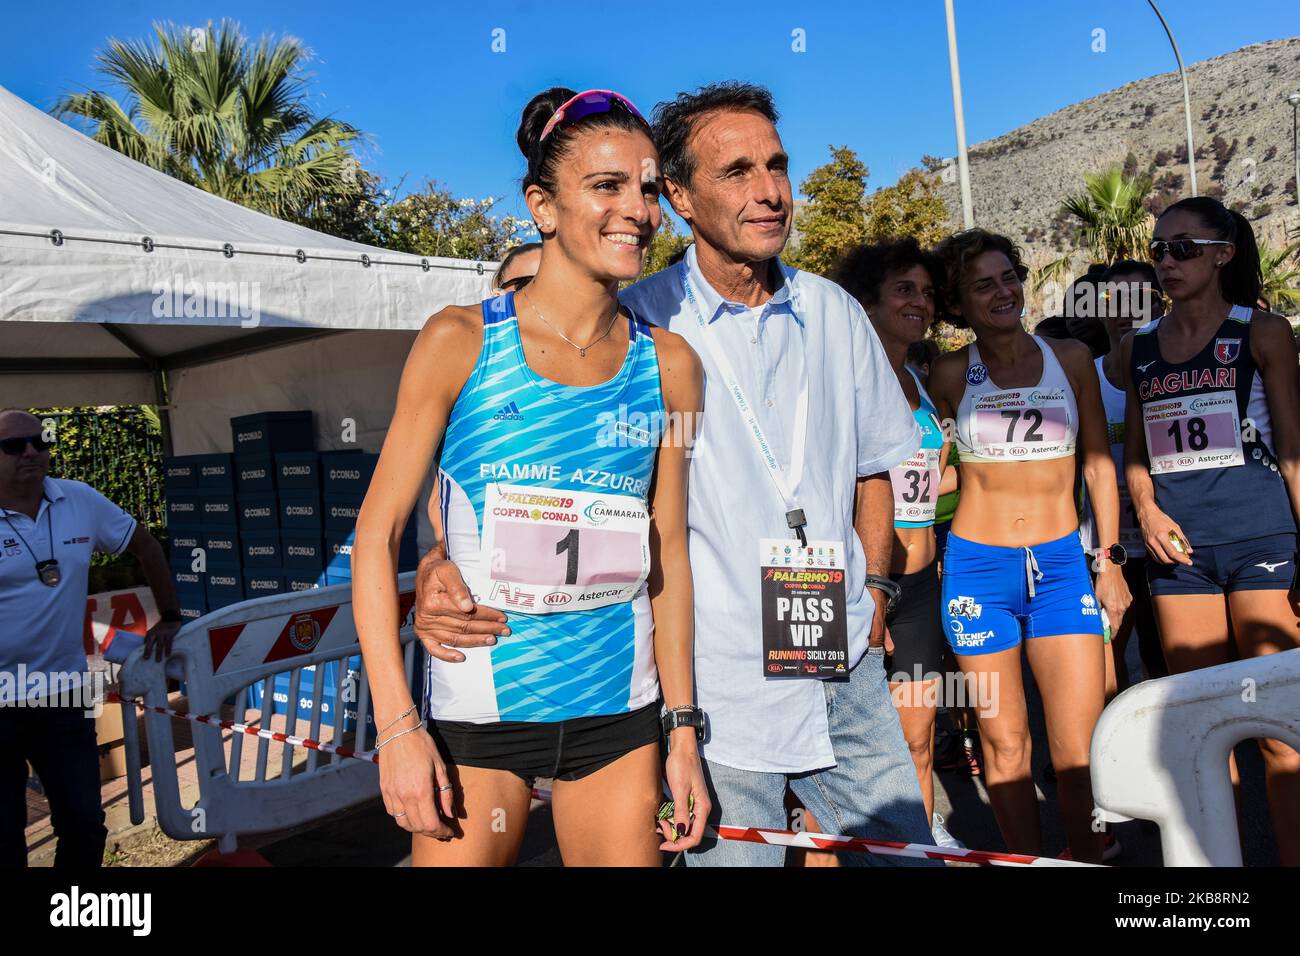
426,293,665,724
889,366,944,529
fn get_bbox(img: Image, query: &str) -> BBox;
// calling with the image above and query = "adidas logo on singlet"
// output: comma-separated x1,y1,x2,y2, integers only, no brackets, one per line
493,402,524,422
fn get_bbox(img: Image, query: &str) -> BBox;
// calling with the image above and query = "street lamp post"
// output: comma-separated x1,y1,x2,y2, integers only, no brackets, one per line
1147,0,1198,197
944,0,975,228
1289,92,1300,210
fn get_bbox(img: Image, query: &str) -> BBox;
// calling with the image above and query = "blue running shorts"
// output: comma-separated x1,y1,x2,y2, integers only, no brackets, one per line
1146,532,1297,596
941,530,1105,656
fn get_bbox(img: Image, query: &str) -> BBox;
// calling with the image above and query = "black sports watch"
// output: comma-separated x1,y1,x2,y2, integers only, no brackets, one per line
863,574,902,614
661,706,705,741
1093,543,1128,568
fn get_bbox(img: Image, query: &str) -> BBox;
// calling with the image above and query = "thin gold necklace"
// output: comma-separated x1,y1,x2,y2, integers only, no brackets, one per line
520,290,620,358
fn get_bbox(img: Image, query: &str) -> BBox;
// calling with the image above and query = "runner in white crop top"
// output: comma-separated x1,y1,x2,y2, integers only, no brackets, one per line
954,335,1079,462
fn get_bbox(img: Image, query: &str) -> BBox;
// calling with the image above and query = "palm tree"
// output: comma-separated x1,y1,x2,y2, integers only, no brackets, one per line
1060,165,1155,265
1258,242,1300,316
55,20,362,220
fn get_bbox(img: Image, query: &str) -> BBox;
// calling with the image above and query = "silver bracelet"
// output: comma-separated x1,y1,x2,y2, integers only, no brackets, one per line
377,704,417,738
375,723,423,751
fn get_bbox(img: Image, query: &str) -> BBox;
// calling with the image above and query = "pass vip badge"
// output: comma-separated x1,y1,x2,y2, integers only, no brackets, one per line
474,483,650,613
759,538,849,679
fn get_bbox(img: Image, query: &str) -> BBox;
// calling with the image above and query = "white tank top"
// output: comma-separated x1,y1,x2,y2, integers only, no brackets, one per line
1080,356,1142,551
955,335,1078,463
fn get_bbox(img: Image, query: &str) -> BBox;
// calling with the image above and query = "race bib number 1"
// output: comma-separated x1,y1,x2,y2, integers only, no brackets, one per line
759,538,849,679
475,483,649,613
1142,391,1244,475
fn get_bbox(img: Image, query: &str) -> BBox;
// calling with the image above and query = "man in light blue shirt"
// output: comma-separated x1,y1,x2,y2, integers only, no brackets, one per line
413,83,933,864
620,83,933,864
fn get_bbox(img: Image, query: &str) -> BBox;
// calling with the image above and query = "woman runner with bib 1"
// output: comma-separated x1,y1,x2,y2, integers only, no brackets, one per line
353,87,707,865
832,239,961,849
1121,197,1300,865
928,229,1131,864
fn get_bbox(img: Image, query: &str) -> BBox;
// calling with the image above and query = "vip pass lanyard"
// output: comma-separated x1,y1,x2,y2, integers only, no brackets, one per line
680,262,810,544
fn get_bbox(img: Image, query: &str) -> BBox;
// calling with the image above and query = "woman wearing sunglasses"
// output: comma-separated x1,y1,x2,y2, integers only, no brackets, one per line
491,242,542,294
926,229,1130,864
353,87,707,865
1120,196,1300,865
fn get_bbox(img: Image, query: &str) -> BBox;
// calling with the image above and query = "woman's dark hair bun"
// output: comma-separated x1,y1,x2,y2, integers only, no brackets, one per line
516,87,577,160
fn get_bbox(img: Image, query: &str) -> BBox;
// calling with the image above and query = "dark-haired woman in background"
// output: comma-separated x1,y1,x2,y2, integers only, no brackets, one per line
927,229,1130,864
1121,197,1300,865
1083,259,1167,694
491,241,542,293
832,239,962,849
354,87,707,865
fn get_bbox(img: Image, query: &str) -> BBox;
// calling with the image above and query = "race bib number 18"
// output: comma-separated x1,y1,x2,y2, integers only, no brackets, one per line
475,483,649,613
1142,391,1244,475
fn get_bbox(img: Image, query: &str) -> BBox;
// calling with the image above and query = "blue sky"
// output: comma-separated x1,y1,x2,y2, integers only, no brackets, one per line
3,1,1297,223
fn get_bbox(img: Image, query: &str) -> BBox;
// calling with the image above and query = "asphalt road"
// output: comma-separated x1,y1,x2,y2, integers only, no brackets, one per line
257,638,1279,867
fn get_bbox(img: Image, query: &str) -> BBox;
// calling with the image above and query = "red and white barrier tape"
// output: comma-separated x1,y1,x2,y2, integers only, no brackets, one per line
107,692,379,764
113,695,1097,867
528,786,1095,867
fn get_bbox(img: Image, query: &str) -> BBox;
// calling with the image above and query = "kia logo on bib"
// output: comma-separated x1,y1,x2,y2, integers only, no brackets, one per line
543,591,572,607
1178,456,1194,467
767,664,783,673
1011,446,1029,456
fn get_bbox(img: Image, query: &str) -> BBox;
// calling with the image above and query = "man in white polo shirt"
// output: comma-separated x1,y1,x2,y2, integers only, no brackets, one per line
0,408,181,867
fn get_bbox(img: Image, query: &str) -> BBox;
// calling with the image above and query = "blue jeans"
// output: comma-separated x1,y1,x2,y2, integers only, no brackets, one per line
685,647,938,866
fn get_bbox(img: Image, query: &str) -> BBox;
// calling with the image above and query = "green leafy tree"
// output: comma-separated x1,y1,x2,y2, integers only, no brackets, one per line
371,182,534,262
863,170,949,248
55,19,364,220
640,213,692,278
1060,165,1154,265
787,145,870,275
788,147,950,275
1259,241,1300,315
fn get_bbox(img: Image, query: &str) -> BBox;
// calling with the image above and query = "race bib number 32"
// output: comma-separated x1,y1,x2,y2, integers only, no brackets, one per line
475,483,649,613
889,447,941,523
759,538,849,679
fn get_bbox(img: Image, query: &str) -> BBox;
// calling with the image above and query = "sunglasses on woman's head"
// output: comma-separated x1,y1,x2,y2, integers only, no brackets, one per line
539,90,649,143
499,274,535,293
1147,238,1231,263
0,434,51,455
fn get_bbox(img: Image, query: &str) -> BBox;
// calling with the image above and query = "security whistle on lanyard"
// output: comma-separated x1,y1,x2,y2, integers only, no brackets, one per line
680,262,810,546
2,509,61,587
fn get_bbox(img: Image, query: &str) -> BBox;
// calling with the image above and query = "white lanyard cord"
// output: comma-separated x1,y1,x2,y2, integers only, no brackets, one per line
680,262,809,542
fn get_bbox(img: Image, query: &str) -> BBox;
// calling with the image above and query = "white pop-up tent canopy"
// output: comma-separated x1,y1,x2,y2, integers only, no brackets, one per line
0,83,495,457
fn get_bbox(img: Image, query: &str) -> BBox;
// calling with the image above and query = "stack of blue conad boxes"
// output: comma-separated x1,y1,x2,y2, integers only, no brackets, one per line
163,453,239,622
231,410,320,596
322,451,418,584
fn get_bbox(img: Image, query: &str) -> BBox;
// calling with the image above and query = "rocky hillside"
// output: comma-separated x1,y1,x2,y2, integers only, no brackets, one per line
932,37,1300,277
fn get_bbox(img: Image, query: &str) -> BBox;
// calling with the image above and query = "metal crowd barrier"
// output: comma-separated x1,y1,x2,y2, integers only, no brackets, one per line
119,573,420,854
1092,646,1300,866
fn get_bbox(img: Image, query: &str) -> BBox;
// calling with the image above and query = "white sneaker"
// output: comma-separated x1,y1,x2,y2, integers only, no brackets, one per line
931,813,966,850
